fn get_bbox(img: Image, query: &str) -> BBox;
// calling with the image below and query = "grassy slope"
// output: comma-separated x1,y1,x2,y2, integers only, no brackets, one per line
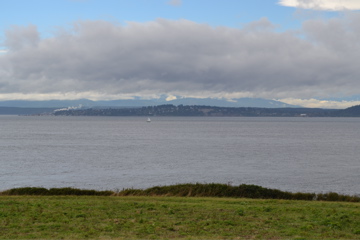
0,196,359,239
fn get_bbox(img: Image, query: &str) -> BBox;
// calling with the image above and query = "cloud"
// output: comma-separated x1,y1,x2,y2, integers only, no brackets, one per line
279,98,360,109
4,24,40,51
167,0,182,7
1,16,360,106
0,92,136,101
166,95,177,101
279,0,360,11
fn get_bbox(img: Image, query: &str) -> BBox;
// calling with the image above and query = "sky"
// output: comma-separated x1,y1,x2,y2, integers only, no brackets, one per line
1,0,360,108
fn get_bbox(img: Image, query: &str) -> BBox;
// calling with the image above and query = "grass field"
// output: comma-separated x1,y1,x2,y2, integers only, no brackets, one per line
0,195,359,239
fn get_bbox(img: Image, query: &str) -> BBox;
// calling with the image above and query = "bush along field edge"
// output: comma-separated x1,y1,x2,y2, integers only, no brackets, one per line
1,183,359,202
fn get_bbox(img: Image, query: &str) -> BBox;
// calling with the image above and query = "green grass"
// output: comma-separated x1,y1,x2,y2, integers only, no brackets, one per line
0,195,359,239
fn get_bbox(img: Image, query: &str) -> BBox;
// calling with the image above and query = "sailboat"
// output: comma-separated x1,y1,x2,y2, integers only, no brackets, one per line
147,117,151,122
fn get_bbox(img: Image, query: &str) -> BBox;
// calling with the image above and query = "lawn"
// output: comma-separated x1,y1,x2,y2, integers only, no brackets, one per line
0,195,359,239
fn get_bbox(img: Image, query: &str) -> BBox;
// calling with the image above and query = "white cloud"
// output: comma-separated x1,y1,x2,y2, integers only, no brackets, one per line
167,0,182,7
166,95,177,101
279,98,360,108
279,0,360,11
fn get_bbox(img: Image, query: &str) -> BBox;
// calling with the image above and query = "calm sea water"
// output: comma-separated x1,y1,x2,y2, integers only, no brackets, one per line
0,115,359,195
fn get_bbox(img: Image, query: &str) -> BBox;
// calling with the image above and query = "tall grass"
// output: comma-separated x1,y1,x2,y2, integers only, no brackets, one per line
120,183,360,202
1,183,359,202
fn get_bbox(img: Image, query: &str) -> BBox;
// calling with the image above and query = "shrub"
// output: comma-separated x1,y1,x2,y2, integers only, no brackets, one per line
2,184,359,202
1,187,113,196
118,183,360,202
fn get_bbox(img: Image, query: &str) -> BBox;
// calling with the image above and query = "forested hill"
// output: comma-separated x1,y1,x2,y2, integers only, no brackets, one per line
334,105,360,117
53,104,343,117
0,107,57,115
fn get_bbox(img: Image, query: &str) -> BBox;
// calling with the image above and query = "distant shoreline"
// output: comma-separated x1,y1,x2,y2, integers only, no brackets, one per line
52,104,360,117
1,104,360,117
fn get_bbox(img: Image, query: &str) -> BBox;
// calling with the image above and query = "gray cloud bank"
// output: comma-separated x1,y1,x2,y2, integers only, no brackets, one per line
1,15,360,103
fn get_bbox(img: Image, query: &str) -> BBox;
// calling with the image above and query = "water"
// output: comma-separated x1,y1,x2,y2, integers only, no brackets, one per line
0,115,359,195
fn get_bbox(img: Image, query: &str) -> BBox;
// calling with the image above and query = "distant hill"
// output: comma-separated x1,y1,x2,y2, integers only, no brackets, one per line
53,104,337,117
0,97,298,109
335,105,360,117
0,107,56,115
3,103,360,117
166,98,298,108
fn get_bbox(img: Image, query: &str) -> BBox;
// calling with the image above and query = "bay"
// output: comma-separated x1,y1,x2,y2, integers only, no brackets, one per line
0,115,359,195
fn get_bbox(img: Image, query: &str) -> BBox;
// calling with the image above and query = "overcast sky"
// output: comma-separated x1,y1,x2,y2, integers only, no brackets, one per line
1,0,360,108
